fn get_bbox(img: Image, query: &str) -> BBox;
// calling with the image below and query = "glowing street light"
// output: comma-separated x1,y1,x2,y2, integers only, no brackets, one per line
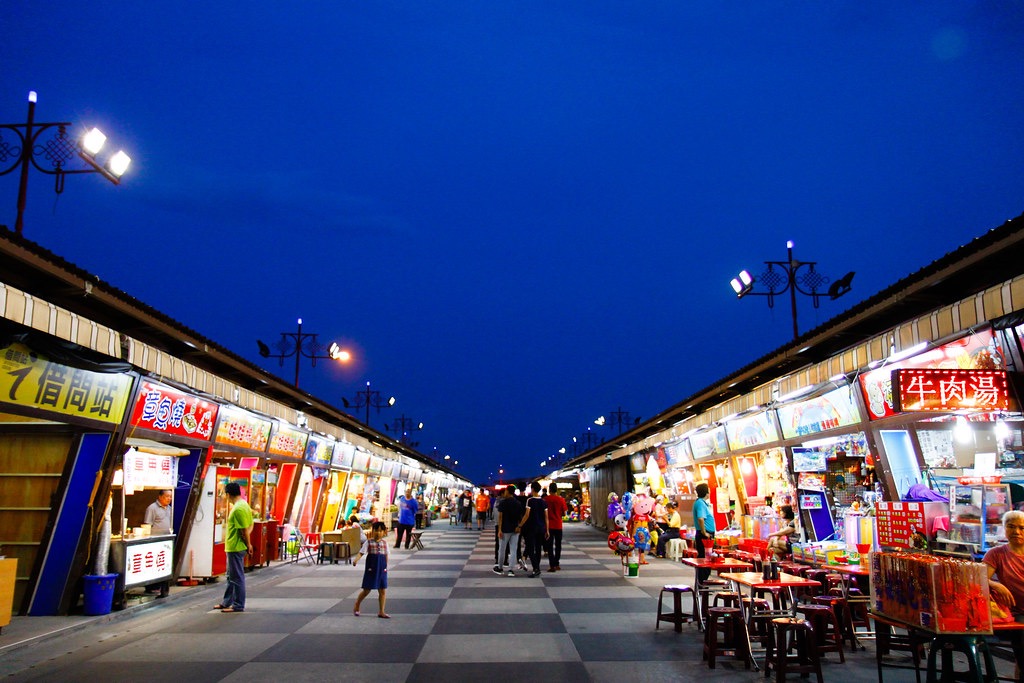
1,92,132,236
257,317,352,388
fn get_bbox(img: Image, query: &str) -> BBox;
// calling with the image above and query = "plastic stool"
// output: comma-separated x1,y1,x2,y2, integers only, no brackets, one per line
813,594,858,651
657,584,695,632
713,591,742,609
925,634,998,683
795,604,845,662
666,538,686,561
703,606,750,670
765,617,824,682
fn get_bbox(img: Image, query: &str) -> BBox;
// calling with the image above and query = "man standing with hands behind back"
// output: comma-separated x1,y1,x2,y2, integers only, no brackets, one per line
218,482,252,613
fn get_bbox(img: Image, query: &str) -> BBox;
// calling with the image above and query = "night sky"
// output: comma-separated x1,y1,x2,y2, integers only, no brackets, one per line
3,3,1023,484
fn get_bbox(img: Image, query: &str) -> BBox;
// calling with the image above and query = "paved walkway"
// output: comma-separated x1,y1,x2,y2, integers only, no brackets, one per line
0,523,1008,681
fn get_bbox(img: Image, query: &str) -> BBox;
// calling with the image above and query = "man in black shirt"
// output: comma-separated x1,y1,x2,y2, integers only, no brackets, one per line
494,484,523,576
518,481,549,578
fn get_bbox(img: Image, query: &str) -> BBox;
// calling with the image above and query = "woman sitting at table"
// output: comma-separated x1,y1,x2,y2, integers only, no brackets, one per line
766,504,797,560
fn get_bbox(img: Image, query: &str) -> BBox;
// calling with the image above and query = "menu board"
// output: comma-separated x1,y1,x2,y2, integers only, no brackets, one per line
918,429,956,468
875,501,946,549
123,448,177,490
352,449,371,473
214,406,272,452
0,342,134,425
129,380,218,440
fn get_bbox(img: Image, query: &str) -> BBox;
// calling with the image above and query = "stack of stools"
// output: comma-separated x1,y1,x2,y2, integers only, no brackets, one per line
813,594,859,651
925,634,999,683
835,580,872,637
703,606,751,670
765,617,824,683
656,584,695,633
803,569,829,601
795,603,845,663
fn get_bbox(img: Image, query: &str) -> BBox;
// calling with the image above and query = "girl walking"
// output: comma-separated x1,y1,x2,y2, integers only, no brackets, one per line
353,521,390,618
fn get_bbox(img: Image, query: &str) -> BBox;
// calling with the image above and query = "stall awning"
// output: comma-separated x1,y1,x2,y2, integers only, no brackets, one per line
125,437,190,457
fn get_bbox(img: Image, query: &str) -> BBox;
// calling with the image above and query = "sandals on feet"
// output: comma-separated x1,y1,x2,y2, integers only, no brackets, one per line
378,613,391,619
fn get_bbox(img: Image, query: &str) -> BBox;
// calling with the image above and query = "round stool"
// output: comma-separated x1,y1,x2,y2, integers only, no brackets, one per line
703,606,750,670
656,584,695,633
666,538,686,561
926,634,998,683
765,617,824,682
742,596,773,647
796,603,845,662
813,594,858,651
713,590,742,608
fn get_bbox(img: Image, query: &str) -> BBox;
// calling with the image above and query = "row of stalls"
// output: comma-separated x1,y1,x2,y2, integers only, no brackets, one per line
0,328,467,616
562,222,1024,566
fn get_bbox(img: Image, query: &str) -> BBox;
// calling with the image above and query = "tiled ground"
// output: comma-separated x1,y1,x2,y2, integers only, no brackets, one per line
0,524,1015,682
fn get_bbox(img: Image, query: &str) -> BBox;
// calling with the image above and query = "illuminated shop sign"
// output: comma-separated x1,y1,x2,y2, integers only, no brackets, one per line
0,342,132,424
267,424,309,459
305,437,333,466
725,411,779,450
776,385,860,439
214,406,272,451
892,369,1010,412
124,538,174,586
130,380,218,440
331,441,356,469
689,425,728,459
858,330,1002,420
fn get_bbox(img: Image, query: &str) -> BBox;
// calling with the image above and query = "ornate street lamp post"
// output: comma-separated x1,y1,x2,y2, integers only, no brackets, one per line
257,317,350,388
1,91,131,236
731,240,855,340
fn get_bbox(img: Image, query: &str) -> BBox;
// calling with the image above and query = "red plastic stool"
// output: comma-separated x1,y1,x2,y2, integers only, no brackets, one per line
795,603,845,662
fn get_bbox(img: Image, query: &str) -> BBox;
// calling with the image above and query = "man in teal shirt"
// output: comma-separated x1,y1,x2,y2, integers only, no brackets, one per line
693,482,715,582
218,482,253,613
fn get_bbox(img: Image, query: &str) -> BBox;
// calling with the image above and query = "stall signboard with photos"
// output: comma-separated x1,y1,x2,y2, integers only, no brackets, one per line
267,424,309,460
214,406,272,453
777,385,859,440
129,380,218,441
725,411,779,451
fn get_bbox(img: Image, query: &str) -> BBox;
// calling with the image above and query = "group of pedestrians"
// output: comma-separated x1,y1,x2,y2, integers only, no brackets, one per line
493,482,567,577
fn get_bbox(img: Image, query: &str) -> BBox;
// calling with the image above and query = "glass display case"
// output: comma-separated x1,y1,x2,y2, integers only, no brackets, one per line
938,482,1010,559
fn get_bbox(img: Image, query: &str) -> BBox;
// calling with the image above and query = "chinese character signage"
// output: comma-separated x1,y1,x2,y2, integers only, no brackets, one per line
267,424,309,459
123,448,177,491
214,406,272,452
124,538,174,587
777,385,860,439
859,330,1002,420
0,342,133,425
893,369,1010,412
129,380,218,440
725,410,779,450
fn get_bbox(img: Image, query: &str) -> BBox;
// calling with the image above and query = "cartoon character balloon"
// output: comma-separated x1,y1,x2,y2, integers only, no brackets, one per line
631,493,655,523
607,493,625,528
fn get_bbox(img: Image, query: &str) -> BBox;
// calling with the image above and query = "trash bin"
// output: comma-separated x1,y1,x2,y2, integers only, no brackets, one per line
83,574,117,616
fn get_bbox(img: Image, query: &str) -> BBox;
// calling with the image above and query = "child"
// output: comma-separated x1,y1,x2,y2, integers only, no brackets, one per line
353,521,390,618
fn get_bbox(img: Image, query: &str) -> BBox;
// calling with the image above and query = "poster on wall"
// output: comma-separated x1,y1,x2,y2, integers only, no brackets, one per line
215,406,272,452
130,380,219,440
689,426,728,459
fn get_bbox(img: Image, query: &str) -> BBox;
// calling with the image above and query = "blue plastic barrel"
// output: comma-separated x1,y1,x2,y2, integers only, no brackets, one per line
82,574,117,615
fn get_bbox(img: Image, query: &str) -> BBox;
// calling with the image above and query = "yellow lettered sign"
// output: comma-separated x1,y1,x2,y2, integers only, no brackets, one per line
0,343,133,424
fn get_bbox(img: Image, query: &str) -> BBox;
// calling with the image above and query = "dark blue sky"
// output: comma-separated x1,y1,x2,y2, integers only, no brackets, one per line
4,3,1023,484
